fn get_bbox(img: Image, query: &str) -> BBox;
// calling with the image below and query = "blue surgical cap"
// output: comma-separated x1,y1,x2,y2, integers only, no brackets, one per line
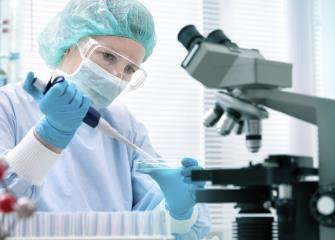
38,0,156,68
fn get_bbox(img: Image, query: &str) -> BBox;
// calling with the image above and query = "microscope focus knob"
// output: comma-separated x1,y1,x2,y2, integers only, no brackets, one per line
317,196,335,216
310,184,335,227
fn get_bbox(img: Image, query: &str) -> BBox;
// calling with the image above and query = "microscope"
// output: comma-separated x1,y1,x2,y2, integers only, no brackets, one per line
178,25,335,240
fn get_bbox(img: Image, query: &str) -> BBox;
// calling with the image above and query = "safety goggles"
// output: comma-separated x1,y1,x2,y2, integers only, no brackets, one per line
77,37,147,91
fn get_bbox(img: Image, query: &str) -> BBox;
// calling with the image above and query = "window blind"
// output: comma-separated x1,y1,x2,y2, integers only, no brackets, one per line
313,0,322,97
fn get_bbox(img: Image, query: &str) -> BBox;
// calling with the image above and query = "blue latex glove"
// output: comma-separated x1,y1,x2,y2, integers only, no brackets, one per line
146,157,205,220
23,72,90,149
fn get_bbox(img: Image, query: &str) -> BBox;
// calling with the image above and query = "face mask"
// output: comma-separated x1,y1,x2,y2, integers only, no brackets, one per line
58,58,128,109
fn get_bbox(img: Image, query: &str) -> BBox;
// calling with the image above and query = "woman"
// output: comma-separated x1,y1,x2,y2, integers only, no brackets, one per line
0,0,211,239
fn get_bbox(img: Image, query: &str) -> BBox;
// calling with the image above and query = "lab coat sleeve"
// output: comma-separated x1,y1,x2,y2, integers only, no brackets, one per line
130,117,211,239
0,91,50,200
172,204,211,240
155,199,211,239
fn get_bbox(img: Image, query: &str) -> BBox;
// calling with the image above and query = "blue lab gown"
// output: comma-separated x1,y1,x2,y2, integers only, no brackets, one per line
0,83,211,239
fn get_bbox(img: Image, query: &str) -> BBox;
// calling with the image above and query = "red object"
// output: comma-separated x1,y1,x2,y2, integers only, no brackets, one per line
0,161,4,180
0,193,16,213
2,19,9,25
2,28,9,33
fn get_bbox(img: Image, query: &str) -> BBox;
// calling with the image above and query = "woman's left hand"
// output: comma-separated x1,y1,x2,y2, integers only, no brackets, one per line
146,157,204,220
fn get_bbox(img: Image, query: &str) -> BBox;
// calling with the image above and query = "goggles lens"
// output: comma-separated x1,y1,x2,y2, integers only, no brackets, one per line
78,38,147,91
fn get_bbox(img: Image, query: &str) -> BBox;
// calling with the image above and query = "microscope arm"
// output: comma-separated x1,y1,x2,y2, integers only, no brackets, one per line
244,89,319,124
244,88,335,186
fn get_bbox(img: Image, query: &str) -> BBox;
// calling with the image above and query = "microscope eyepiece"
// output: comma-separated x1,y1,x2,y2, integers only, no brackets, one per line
178,25,205,51
206,29,239,49
178,25,241,55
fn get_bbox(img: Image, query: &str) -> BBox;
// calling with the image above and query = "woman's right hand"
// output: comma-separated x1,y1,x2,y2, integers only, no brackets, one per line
23,72,90,149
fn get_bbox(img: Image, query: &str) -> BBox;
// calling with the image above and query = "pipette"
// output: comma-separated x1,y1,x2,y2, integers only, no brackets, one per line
32,76,156,161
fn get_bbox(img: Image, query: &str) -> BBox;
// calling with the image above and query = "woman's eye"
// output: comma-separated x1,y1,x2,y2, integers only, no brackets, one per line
124,65,137,74
102,52,117,62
